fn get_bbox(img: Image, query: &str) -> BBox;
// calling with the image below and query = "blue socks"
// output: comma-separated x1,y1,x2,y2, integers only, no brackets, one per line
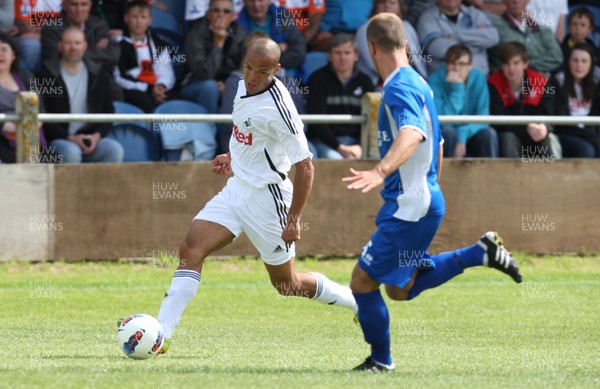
354,289,392,366
407,244,484,300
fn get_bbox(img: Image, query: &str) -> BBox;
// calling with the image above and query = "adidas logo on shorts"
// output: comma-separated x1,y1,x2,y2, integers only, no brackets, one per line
273,245,284,253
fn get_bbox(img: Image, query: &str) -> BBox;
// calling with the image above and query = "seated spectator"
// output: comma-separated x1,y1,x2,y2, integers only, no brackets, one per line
306,33,374,159
180,0,246,113
41,0,121,75
428,44,498,157
0,32,46,163
488,41,560,159
311,0,372,51
237,0,306,74
38,27,123,163
91,0,129,40
403,0,436,27
114,0,177,113
1,0,44,72
356,0,427,84
185,0,243,28
561,7,600,70
548,43,600,158
272,0,325,49
418,0,499,75
488,0,563,76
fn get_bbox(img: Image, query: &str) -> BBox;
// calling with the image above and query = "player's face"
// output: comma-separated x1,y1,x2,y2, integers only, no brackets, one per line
329,41,359,74
124,8,152,38
243,50,279,95
569,49,592,82
500,55,528,85
59,30,88,62
569,15,594,42
63,0,92,25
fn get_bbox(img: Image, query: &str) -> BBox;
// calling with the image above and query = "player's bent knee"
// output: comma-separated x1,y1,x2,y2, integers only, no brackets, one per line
177,239,205,271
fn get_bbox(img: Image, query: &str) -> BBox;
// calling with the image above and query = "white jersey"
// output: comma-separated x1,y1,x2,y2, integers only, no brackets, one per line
230,77,312,188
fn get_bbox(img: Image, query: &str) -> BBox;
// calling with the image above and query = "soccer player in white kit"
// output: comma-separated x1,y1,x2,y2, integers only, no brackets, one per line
154,37,358,354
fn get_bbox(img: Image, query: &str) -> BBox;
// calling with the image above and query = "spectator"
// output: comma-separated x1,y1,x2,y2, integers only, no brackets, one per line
488,41,560,159
272,0,325,49
306,33,374,159
418,0,499,75
180,0,247,113
185,0,243,27
526,0,568,42
356,0,427,84
91,0,129,40
237,0,306,73
312,0,372,51
488,0,563,76
114,0,177,113
0,32,46,163
548,43,600,158
41,0,121,75
39,27,123,163
428,44,498,157
1,0,44,72
403,0,436,26
561,7,600,70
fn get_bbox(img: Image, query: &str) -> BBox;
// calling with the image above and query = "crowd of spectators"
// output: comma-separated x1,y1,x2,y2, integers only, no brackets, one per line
1,0,600,163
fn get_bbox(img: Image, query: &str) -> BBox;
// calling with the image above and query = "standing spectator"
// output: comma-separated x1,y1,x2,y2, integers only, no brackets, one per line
306,33,374,159
488,0,563,76
488,41,559,158
548,43,600,157
180,0,247,113
356,0,427,83
418,0,499,75
39,27,123,163
114,0,177,113
272,0,325,49
41,0,121,75
236,0,306,73
428,44,498,157
561,7,600,69
0,32,46,163
312,0,372,51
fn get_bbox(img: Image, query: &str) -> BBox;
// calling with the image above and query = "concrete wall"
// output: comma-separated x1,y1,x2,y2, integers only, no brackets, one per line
1,159,598,260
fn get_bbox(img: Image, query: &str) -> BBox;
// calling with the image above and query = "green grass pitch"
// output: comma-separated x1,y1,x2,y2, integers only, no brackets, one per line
1,255,598,388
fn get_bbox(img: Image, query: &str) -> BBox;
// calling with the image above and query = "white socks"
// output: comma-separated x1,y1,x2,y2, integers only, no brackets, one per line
157,269,200,338
310,272,358,314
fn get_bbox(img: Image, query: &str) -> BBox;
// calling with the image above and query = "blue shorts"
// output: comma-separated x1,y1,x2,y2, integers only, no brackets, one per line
358,201,444,288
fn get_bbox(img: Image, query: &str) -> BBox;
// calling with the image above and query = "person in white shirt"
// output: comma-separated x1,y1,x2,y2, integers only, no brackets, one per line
152,37,358,355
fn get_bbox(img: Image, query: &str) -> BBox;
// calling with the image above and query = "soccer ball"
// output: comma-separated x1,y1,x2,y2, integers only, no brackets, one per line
117,313,164,359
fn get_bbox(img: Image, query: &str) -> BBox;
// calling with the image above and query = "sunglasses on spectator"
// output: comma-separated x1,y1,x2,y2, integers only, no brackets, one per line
210,7,233,14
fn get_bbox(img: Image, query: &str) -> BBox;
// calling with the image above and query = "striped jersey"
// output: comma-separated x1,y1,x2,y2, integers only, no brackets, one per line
230,77,312,188
378,66,444,222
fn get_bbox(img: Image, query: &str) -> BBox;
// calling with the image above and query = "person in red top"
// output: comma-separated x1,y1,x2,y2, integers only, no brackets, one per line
488,41,561,159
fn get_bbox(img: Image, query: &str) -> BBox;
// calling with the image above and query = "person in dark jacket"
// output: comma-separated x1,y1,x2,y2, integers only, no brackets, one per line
41,0,121,75
39,27,123,163
306,33,374,159
180,0,247,113
548,42,600,158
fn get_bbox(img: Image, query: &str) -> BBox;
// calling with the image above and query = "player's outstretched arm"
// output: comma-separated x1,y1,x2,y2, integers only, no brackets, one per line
282,158,314,244
342,128,423,193
211,152,232,175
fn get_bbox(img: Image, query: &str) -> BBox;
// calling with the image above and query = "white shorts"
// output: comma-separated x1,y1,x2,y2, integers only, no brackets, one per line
194,177,295,265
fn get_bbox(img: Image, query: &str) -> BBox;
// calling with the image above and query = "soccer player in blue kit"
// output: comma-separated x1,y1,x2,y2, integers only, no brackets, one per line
343,13,522,372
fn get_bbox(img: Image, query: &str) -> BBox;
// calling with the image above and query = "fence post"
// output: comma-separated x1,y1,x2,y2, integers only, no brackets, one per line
361,92,381,159
15,92,40,163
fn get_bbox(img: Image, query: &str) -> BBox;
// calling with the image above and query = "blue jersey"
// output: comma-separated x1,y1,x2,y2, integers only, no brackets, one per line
377,66,444,222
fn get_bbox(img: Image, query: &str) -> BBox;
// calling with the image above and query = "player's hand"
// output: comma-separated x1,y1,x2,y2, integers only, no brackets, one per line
282,218,301,244
454,142,466,158
342,167,385,193
211,153,232,175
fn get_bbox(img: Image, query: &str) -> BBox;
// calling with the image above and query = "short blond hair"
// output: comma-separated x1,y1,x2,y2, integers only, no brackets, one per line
366,13,406,53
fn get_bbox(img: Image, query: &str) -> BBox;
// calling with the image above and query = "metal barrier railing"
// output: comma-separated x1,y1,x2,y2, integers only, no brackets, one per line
4,92,600,162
